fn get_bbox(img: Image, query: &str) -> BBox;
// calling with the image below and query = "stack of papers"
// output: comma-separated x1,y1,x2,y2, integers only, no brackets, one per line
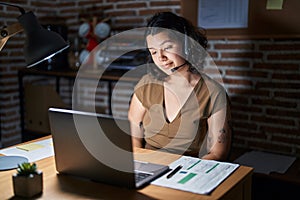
152,156,239,194
0,138,54,162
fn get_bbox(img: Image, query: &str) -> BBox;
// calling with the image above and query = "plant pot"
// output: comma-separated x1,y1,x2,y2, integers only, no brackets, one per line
12,171,43,198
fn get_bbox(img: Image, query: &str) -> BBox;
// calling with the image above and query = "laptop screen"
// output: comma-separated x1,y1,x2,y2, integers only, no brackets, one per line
48,107,169,189
48,107,136,188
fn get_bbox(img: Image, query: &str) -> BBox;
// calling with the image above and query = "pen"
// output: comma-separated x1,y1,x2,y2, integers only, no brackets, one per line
167,165,182,179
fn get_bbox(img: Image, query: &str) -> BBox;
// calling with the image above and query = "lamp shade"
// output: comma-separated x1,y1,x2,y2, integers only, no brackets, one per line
17,11,69,68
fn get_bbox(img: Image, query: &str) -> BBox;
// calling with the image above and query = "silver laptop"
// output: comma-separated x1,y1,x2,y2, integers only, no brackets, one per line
48,107,169,189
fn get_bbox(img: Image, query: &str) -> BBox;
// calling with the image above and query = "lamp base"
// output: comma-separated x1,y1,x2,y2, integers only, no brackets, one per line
0,156,28,171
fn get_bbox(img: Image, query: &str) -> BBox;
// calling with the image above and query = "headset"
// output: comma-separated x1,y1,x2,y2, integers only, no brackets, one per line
146,24,192,75
184,25,189,56
170,25,189,72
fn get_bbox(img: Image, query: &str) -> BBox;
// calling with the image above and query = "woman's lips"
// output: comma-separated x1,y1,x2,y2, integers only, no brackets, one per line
163,62,173,68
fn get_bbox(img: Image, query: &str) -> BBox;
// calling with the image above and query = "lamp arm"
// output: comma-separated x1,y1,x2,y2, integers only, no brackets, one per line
0,2,25,14
1,23,23,38
0,2,69,67
0,2,25,51
0,23,23,51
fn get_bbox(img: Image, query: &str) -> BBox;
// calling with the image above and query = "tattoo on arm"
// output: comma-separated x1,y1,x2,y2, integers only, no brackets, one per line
207,136,213,147
218,128,227,143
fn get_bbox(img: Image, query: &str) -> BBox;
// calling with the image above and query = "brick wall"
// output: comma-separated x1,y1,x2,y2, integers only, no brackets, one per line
1,1,299,158
208,39,300,156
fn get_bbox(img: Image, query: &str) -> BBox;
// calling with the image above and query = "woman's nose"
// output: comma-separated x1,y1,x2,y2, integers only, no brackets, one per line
158,49,166,61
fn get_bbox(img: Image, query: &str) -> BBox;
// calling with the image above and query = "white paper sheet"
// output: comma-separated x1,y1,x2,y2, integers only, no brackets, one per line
198,0,249,29
152,156,239,194
0,138,54,162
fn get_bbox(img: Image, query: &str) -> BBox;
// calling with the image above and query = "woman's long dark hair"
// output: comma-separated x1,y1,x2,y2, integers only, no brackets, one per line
145,12,208,80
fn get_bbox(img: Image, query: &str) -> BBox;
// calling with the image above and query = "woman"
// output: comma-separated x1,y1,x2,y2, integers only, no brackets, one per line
128,12,231,161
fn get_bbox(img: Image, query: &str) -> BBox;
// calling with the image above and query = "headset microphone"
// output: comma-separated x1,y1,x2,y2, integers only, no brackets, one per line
170,26,189,73
184,26,189,56
169,26,189,73
170,61,188,72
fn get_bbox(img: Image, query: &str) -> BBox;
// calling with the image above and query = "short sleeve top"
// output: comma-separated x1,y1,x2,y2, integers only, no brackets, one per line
134,73,228,157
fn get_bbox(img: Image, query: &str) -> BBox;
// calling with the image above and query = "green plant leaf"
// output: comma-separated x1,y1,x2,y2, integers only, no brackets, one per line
16,162,38,176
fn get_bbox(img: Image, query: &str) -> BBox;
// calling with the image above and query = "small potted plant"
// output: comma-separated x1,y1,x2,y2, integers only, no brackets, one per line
12,162,43,198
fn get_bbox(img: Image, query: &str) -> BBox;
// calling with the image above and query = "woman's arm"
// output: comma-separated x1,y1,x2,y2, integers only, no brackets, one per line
128,93,146,148
201,106,232,161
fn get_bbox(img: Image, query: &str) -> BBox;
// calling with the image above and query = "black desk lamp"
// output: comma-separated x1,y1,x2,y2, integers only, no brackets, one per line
0,2,69,170
0,2,69,67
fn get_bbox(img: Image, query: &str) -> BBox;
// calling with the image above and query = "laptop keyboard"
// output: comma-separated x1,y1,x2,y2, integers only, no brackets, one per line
135,171,152,183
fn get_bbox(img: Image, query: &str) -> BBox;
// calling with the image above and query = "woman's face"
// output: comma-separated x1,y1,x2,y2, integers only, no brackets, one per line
146,31,186,75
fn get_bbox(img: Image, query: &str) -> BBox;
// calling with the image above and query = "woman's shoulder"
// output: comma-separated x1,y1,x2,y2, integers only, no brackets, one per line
200,73,229,109
136,73,162,87
140,73,160,82
200,73,226,92
134,73,164,104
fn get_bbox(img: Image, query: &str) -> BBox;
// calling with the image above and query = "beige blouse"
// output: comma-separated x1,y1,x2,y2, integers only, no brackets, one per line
134,73,228,157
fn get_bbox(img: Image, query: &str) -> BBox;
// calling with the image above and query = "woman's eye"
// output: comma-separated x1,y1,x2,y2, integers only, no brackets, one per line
164,45,172,51
150,51,156,55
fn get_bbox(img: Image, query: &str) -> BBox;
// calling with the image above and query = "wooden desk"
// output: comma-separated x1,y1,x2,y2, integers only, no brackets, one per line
0,137,253,200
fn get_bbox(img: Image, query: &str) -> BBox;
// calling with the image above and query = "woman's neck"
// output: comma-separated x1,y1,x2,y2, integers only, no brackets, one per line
166,67,200,87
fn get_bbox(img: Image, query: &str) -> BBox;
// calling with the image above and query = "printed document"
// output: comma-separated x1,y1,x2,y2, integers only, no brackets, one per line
198,0,249,29
152,156,239,194
0,138,54,162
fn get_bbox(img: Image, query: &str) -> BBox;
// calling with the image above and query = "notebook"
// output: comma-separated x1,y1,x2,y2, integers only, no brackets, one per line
48,107,169,189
